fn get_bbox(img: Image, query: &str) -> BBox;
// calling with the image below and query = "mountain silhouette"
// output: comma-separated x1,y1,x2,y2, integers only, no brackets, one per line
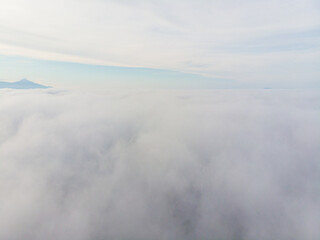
0,79,50,89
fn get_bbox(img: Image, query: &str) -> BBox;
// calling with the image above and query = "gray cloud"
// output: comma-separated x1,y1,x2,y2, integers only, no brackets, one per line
0,89,319,240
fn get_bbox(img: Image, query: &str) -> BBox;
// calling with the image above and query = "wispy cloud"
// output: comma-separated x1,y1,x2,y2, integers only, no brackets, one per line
0,0,319,86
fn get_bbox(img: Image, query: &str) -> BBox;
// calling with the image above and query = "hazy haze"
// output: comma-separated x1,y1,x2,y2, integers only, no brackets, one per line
1,89,319,240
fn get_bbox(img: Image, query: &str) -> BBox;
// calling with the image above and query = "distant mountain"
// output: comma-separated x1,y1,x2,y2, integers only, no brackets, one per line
0,79,50,89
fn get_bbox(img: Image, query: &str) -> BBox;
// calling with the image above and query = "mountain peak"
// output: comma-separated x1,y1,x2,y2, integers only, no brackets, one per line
17,78,32,83
0,79,51,89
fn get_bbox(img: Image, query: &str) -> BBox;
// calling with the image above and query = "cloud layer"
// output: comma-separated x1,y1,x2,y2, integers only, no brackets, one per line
0,0,319,86
0,89,320,240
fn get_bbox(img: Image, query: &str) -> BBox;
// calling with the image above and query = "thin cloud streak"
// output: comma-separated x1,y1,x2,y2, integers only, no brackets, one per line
0,0,319,86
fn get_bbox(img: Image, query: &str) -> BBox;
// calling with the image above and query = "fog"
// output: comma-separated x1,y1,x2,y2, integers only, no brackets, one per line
0,89,319,240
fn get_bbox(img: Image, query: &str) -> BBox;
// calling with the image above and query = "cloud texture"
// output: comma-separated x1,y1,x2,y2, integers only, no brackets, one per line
0,89,320,240
0,0,319,86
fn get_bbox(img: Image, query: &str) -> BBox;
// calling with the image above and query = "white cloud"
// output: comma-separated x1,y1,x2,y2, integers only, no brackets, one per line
0,0,319,85
0,89,319,239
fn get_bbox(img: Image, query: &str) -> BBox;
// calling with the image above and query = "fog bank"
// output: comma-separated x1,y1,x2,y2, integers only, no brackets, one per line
0,89,319,240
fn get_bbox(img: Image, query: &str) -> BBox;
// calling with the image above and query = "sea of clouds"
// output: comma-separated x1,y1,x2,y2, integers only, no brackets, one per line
0,89,319,240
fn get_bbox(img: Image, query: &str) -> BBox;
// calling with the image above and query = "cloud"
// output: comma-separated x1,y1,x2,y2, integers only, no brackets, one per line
0,89,320,240
0,0,319,85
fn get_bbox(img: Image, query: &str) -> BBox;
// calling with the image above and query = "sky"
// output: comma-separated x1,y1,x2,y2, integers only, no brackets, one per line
1,1,320,238
0,0,319,89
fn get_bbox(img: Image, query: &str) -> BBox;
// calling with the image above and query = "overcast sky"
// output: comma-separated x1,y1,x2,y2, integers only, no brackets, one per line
0,0,319,88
